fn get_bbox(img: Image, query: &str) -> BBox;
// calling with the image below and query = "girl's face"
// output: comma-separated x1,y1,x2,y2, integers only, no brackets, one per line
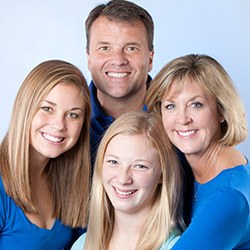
30,83,85,162
102,133,162,215
161,78,222,157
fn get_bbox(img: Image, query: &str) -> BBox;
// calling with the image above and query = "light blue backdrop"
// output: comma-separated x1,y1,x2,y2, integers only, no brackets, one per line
1,0,249,157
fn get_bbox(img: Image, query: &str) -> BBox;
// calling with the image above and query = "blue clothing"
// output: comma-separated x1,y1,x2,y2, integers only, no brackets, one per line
172,162,250,250
71,230,181,250
0,177,79,250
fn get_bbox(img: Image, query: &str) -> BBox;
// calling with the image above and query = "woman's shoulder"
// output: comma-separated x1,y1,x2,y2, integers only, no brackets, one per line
71,232,87,250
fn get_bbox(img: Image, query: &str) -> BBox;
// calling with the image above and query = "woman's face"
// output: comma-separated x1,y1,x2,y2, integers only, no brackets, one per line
102,133,162,215
30,83,85,161
161,78,222,157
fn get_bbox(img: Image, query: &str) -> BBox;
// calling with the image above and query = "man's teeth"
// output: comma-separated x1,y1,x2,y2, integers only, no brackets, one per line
178,130,195,137
43,133,63,142
115,188,136,196
107,72,128,78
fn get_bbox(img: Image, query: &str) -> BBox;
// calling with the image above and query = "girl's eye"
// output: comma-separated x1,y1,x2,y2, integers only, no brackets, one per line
107,159,118,165
41,106,52,112
67,112,79,119
192,102,203,108
134,164,148,170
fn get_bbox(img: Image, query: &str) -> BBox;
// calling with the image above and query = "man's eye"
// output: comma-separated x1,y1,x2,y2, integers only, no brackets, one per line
99,46,109,51
127,46,137,51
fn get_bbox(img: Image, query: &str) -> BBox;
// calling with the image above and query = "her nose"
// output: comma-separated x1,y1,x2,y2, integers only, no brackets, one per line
118,167,133,185
110,49,128,66
50,114,66,131
176,108,192,125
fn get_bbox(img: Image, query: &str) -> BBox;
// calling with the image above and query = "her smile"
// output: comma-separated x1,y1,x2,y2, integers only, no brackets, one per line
42,132,64,143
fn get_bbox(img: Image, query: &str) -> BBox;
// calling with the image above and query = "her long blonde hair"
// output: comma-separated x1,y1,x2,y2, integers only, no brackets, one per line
0,60,91,227
84,111,184,250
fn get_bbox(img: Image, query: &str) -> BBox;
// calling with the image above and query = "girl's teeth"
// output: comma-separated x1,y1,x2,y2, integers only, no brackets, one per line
43,133,63,142
115,188,136,196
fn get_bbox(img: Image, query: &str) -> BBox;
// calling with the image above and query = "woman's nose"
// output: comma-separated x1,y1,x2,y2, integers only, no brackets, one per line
176,108,192,125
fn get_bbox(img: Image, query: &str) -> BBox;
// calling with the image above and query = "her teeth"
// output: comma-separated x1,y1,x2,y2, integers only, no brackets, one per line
43,133,63,142
178,130,195,137
115,188,135,196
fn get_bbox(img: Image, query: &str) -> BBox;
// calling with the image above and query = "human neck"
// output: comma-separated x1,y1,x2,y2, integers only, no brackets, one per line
97,89,146,119
108,210,148,250
186,143,225,183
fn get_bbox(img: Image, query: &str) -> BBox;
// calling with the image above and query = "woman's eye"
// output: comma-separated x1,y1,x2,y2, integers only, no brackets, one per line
41,106,52,112
192,102,203,108
164,103,175,110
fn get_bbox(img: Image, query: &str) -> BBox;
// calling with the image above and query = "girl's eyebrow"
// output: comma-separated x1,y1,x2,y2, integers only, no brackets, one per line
42,100,85,112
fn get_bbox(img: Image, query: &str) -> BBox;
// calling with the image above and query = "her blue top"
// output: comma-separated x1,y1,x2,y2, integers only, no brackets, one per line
172,162,250,249
0,177,78,249
71,230,180,250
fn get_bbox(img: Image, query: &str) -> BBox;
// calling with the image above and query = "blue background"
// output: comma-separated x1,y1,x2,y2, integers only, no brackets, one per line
0,0,249,157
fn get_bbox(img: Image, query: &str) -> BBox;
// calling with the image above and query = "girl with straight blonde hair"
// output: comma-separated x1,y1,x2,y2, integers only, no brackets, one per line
0,59,91,249
72,110,184,250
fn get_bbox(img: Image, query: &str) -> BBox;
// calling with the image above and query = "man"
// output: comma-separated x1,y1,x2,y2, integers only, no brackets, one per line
85,0,193,225
85,0,154,164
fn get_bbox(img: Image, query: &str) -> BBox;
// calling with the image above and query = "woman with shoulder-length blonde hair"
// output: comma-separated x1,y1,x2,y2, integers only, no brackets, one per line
0,59,91,249
146,54,249,249
72,110,185,250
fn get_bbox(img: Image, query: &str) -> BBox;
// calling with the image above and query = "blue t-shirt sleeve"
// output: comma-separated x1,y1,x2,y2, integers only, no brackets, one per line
172,188,249,250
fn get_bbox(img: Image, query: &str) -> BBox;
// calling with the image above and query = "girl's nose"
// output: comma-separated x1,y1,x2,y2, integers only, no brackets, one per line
50,114,66,131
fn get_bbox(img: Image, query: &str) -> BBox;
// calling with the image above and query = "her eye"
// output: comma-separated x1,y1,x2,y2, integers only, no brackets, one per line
134,164,148,170
41,106,52,112
164,103,176,110
192,102,203,108
107,159,118,165
67,112,79,119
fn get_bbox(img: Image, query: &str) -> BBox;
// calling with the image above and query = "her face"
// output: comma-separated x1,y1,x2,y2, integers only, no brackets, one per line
30,83,85,162
102,134,162,215
161,78,222,157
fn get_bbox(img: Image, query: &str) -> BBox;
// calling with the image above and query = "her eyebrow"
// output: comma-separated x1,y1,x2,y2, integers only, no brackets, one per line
42,100,85,112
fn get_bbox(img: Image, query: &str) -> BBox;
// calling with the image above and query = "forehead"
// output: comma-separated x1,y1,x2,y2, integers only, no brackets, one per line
89,16,148,41
165,77,210,98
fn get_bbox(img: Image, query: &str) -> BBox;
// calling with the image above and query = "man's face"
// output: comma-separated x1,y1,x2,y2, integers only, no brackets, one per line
87,16,154,101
